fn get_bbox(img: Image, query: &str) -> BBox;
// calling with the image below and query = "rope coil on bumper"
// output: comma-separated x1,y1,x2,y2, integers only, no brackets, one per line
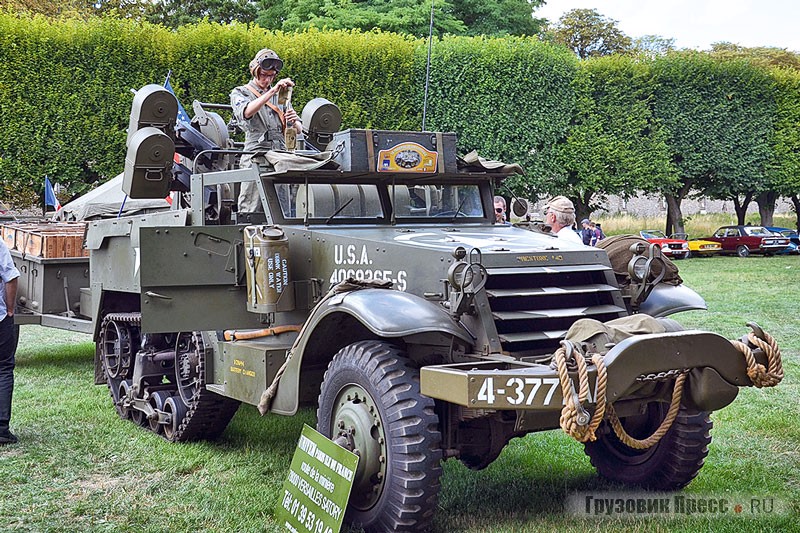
729,325,783,388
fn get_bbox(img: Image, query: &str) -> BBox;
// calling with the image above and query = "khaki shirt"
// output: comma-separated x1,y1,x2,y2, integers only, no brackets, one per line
230,80,287,170
230,80,289,211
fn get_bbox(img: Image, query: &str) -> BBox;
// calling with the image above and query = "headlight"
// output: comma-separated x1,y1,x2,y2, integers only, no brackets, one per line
628,256,649,282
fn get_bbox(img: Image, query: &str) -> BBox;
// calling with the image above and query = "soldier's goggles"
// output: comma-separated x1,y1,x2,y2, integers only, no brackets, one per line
258,58,283,73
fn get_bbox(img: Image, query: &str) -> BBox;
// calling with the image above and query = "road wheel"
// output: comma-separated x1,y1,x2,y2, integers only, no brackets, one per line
736,245,750,258
163,396,188,442
584,401,712,489
317,340,442,532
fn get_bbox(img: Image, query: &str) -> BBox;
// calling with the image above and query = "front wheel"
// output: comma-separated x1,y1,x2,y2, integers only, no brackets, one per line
584,402,712,489
317,341,442,532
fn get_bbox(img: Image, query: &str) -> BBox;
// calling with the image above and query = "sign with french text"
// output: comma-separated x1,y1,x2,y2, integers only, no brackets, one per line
276,424,359,533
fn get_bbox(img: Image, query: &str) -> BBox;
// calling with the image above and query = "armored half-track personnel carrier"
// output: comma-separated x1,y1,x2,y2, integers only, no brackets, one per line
83,85,782,531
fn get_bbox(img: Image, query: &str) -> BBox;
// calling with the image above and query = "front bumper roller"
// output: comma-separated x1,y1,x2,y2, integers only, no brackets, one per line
420,330,769,413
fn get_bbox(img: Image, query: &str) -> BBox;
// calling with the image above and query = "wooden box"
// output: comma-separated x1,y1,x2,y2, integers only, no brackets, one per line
2,225,16,250
10,223,87,258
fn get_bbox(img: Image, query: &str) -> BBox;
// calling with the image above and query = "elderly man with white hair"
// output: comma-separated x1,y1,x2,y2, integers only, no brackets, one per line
544,195,583,244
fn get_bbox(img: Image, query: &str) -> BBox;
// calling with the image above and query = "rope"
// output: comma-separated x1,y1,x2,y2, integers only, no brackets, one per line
555,323,783,450
607,371,686,450
729,326,783,388
554,341,607,443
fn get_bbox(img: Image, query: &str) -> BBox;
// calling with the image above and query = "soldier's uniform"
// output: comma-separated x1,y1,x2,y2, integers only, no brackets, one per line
231,81,288,213
230,49,293,213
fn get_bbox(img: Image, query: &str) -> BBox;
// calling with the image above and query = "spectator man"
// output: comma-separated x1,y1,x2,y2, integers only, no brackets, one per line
544,196,583,244
493,196,509,224
0,238,20,445
580,218,593,245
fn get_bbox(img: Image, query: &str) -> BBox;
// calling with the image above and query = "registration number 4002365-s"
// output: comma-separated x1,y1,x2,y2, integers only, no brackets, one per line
476,376,567,407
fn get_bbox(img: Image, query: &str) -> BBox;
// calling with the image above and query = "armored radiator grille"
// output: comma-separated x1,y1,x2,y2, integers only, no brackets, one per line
485,264,627,356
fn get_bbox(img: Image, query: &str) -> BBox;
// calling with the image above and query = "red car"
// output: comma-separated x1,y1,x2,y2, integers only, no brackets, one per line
639,230,690,259
704,225,791,257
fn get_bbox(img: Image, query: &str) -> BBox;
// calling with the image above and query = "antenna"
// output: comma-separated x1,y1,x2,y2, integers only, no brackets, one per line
422,0,435,131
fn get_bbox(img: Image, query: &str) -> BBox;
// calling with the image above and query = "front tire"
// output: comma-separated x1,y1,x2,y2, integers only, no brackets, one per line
317,340,442,532
584,402,712,489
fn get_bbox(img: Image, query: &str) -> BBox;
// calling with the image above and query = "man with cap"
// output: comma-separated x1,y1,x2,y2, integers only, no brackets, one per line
580,218,593,245
544,196,583,244
231,48,303,213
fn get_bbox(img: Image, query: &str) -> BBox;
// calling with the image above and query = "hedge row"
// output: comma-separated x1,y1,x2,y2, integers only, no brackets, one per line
0,14,579,206
1,13,799,213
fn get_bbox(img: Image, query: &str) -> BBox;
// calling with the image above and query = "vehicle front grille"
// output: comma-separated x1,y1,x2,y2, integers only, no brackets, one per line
485,264,627,356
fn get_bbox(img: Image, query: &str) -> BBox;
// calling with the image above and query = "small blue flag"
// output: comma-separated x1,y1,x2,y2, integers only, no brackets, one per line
164,77,192,124
44,176,61,210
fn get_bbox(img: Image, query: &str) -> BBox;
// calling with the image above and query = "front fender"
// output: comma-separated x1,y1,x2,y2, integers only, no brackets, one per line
639,283,707,317
269,289,472,415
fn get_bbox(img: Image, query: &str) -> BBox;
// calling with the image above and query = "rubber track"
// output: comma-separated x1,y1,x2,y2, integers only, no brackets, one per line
102,314,239,442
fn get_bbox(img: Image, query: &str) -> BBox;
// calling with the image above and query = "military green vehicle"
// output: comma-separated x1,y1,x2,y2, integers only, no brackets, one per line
86,85,782,532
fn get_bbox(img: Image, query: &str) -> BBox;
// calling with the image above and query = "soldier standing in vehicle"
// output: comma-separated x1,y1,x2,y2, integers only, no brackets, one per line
545,196,583,244
0,238,20,445
231,48,303,213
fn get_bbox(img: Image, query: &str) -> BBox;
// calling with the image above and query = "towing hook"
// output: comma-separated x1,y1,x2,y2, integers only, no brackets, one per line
746,321,766,342
571,389,591,426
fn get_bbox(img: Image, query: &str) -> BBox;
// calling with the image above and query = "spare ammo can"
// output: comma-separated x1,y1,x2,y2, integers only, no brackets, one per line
243,225,291,313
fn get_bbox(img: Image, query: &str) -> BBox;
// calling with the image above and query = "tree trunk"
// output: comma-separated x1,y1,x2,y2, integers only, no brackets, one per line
791,194,800,232
731,192,754,225
665,194,685,235
756,191,778,227
571,191,595,227
664,181,692,236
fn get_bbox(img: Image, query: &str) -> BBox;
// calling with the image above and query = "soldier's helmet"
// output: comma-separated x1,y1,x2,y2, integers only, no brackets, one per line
249,49,284,78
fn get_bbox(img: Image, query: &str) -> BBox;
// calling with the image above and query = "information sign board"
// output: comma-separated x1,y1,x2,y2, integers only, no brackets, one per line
276,424,359,533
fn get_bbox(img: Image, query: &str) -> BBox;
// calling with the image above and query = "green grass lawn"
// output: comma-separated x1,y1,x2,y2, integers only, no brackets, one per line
1,256,798,532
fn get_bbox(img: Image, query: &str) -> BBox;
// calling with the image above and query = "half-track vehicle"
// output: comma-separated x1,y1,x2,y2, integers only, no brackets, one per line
83,85,782,531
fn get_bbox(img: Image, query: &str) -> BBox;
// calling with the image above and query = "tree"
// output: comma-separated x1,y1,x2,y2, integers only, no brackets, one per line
548,8,631,59
256,0,463,36
630,35,675,59
709,43,800,71
767,67,800,231
651,52,776,233
551,55,676,220
0,0,147,18
255,0,546,37
450,0,546,37
145,0,258,27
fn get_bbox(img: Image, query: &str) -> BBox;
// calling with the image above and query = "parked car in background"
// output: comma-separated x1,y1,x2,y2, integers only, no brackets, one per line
704,225,791,257
766,226,800,255
670,233,723,257
639,230,690,259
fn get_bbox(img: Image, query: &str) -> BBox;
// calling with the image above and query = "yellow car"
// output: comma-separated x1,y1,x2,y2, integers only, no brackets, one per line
671,233,722,257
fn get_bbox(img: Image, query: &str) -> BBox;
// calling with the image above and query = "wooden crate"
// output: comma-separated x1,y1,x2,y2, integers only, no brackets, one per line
12,223,87,258
2,225,16,250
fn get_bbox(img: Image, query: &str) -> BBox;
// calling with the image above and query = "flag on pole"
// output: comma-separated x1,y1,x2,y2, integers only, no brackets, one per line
44,176,61,210
164,73,192,124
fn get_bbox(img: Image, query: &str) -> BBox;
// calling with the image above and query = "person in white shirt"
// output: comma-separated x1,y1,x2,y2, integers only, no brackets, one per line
0,239,20,445
544,196,583,244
